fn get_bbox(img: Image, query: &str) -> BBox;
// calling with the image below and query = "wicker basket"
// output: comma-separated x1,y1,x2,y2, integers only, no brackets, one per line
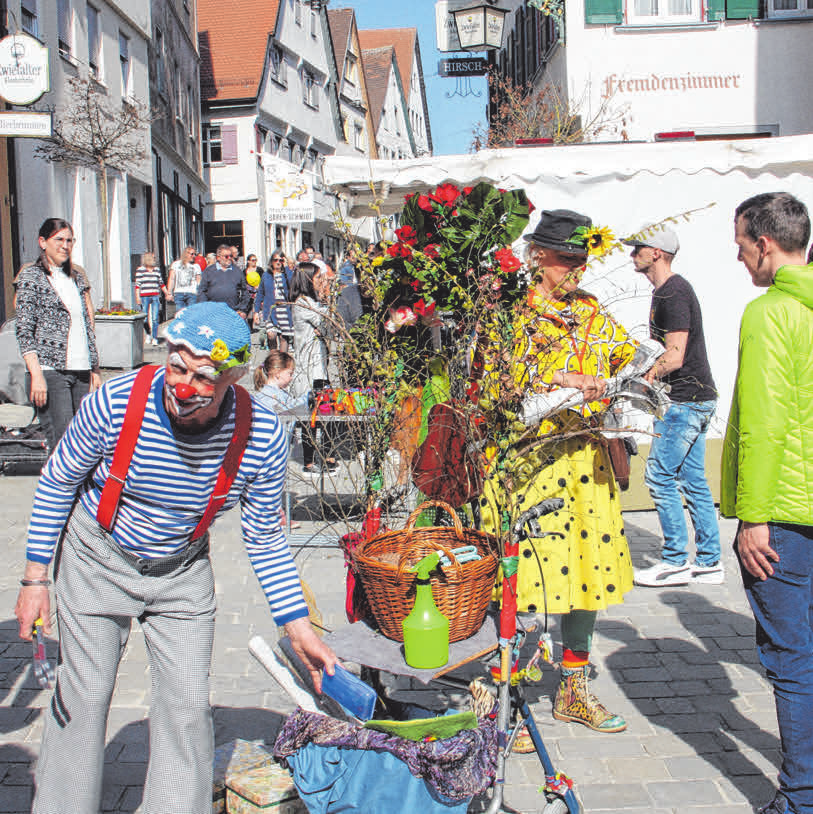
353,500,499,643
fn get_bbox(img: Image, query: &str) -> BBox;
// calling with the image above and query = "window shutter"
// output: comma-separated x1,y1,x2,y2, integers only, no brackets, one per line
726,0,760,18
221,125,238,165
584,0,623,24
707,0,726,18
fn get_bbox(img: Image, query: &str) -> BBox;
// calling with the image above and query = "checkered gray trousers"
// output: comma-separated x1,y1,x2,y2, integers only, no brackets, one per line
34,504,217,814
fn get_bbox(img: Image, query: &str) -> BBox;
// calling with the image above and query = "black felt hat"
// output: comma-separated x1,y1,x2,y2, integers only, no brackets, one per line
522,209,592,254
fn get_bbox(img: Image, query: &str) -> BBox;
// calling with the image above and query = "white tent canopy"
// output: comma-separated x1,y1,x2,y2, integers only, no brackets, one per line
325,135,813,437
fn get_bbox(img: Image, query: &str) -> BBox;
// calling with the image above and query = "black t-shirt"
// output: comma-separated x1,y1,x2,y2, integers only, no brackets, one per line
649,274,716,402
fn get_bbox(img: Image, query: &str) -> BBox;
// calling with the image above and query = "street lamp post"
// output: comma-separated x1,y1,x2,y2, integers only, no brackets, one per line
451,0,508,51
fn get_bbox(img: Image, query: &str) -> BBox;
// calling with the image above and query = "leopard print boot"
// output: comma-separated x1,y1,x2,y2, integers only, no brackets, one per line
553,666,626,733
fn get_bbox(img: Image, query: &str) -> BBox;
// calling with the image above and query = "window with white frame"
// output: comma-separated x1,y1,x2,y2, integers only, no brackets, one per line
353,122,365,151
186,84,194,135
22,0,38,38
87,5,101,80
154,27,165,95
119,31,131,96
202,124,222,165
57,0,72,57
767,0,813,15
627,0,701,24
270,45,287,86
303,70,318,109
176,62,183,120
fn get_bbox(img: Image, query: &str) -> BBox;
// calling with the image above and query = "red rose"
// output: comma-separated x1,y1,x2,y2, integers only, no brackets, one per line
405,192,415,201
417,194,434,211
498,188,506,194
433,183,460,207
423,244,440,259
463,186,474,195
528,200,536,214
495,247,521,274
386,242,412,258
395,225,417,245
412,298,436,317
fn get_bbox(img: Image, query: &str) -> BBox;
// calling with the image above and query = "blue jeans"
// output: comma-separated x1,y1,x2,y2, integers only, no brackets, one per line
173,291,196,309
645,400,720,567
139,295,160,339
741,522,813,814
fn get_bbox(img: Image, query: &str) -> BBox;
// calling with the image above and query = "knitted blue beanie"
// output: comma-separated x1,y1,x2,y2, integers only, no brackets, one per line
164,302,251,372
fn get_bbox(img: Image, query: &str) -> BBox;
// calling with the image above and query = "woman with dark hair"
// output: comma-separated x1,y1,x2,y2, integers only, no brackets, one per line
15,217,101,451
289,263,334,474
254,249,294,352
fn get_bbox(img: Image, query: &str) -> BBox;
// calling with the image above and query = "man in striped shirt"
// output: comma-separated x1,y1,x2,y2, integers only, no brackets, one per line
14,302,336,814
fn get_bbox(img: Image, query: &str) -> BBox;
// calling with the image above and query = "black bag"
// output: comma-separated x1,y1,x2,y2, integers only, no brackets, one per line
0,424,49,475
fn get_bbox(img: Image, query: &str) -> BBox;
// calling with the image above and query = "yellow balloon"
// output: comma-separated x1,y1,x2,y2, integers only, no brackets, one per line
246,270,261,287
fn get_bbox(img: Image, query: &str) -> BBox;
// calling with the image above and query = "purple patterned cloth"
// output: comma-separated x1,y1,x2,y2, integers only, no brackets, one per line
273,709,497,800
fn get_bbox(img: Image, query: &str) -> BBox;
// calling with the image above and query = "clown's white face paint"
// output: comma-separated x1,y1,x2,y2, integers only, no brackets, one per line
164,347,236,431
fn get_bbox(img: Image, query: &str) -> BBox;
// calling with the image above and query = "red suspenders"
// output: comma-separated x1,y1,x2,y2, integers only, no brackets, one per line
96,365,253,540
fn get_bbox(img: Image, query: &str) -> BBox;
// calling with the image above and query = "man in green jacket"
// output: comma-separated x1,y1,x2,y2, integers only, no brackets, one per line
723,191,813,814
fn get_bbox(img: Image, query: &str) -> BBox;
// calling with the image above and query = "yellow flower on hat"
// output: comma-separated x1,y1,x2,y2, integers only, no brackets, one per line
210,338,230,362
583,226,616,257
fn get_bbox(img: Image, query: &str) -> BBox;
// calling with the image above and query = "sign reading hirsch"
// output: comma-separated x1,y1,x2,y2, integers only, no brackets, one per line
0,33,49,106
439,57,488,77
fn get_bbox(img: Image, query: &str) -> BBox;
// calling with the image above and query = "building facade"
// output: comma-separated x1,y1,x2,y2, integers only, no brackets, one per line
8,0,151,310
149,0,206,271
327,8,378,161
358,28,432,157
198,0,345,265
487,0,813,143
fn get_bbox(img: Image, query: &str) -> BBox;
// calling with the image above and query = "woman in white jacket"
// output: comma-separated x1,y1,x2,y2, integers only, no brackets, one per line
289,263,334,473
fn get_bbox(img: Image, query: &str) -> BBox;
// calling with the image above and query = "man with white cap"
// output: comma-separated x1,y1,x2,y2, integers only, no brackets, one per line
14,302,336,814
623,227,722,587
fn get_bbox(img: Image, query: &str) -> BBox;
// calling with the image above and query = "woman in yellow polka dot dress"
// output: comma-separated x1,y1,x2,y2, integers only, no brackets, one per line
481,209,637,735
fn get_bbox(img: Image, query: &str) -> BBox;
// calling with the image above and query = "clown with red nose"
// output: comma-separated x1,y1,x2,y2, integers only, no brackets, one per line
162,302,253,430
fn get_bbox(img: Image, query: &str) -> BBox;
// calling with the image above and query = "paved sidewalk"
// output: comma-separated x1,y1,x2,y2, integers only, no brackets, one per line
0,461,776,814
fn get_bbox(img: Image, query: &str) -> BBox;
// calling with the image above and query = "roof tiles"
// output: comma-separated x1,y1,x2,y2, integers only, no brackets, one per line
358,28,417,97
198,0,280,102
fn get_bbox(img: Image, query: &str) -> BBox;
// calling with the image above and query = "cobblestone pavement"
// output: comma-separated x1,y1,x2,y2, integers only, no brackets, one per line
0,350,778,813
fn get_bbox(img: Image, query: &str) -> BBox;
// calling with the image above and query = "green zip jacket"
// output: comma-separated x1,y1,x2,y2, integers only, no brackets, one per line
721,263,813,523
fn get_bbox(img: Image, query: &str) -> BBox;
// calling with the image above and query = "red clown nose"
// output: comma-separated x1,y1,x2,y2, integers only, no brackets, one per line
174,383,197,400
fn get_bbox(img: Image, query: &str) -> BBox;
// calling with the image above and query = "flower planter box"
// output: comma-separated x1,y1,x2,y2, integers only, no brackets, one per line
94,312,146,369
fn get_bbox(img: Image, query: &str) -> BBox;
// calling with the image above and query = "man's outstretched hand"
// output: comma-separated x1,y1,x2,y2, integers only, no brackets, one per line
284,615,337,694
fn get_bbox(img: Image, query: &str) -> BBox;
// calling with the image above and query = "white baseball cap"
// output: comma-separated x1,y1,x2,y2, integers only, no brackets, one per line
622,226,680,255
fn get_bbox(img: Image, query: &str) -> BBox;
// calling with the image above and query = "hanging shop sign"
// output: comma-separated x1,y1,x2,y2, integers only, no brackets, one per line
0,33,49,106
265,162,315,223
0,110,51,137
438,57,488,77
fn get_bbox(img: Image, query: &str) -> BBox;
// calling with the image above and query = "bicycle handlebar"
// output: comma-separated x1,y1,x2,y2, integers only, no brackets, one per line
512,498,565,537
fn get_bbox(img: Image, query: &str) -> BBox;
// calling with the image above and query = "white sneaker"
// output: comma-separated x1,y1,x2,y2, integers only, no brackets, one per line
633,561,691,587
691,562,725,584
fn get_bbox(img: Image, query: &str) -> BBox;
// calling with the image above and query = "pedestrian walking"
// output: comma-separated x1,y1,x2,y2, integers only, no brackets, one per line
135,252,167,346
623,227,722,587
167,245,201,310
723,191,813,814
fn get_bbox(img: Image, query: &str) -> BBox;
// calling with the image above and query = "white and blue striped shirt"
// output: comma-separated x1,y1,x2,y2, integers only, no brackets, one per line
26,367,309,625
